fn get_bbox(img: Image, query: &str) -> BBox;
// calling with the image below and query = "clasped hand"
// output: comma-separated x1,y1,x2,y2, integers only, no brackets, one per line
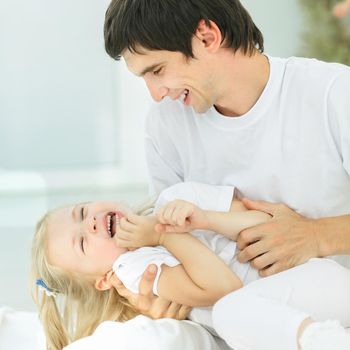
114,200,206,249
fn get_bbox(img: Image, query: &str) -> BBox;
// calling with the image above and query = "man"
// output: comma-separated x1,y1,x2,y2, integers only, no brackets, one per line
104,0,350,324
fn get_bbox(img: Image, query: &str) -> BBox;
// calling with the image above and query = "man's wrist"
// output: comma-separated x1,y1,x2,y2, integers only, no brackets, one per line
312,216,350,257
312,217,333,257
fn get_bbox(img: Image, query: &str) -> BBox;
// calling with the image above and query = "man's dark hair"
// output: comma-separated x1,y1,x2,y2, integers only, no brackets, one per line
104,0,264,61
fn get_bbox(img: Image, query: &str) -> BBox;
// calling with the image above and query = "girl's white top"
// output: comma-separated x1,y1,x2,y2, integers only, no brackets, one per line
113,181,259,330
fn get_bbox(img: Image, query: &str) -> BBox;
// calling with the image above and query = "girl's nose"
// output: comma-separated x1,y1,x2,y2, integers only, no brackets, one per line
82,216,96,234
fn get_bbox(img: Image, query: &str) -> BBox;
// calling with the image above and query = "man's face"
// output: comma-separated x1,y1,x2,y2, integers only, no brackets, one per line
123,38,220,114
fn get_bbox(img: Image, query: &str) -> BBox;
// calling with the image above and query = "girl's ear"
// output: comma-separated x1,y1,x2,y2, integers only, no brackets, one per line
95,270,114,291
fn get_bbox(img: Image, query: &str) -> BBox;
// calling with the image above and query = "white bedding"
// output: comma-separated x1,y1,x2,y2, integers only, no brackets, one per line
0,307,45,350
0,307,230,350
64,315,231,350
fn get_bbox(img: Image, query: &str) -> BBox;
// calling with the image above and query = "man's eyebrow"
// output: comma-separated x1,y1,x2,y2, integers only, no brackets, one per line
139,62,164,77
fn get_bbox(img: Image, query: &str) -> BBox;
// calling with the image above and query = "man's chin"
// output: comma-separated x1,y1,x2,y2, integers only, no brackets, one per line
193,104,211,114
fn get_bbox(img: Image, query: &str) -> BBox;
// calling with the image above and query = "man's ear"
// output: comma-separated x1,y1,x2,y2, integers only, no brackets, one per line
195,19,222,52
95,270,114,291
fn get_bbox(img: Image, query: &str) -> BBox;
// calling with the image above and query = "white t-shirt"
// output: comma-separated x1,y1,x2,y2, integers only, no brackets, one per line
113,182,259,329
144,56,350,221
144,55,350,267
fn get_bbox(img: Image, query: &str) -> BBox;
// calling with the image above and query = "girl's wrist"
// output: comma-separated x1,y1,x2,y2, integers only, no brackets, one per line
158,232,166,246
201,210,214,231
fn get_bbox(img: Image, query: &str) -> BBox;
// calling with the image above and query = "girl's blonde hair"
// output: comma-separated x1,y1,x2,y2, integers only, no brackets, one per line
31,209,140,350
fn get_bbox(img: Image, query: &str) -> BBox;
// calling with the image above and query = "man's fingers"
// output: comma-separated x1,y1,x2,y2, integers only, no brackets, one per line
259,262,286,277
163,301,181,318
250,250,277,270
177,305,191,320
237,228,262,250
109,275,134,300
139,264,158,296
237,239,268,263
241,198,276,215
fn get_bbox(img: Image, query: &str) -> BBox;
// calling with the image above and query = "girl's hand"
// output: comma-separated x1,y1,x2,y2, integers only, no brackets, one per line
115,214,161,248
155,199,207,233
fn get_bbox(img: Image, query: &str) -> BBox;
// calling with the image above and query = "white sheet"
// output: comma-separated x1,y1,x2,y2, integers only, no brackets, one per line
0,307,45,350
64,315,231,350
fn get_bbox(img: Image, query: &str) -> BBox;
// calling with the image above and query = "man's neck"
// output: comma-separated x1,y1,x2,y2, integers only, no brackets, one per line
214,50,270,117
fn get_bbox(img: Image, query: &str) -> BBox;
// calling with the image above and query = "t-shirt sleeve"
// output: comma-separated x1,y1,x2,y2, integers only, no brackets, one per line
113,247,180,296
144,102,184,196
327,71,350,176
155,181,235,213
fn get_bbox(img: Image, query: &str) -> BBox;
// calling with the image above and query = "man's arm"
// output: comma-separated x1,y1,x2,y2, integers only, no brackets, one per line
237,198,350,276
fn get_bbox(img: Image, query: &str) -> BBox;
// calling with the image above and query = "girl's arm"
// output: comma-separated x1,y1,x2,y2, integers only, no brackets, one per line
156,199,271,241
202,208,270,241
115,215,242,307
157,232,242,307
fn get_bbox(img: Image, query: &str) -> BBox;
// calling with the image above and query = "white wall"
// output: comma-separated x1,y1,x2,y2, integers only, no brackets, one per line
242,0,303,57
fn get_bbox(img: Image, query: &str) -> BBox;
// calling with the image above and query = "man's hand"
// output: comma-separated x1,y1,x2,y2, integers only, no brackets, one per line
155,199,207,233
237,198,320,277
115,214,161,248
110,265,191,320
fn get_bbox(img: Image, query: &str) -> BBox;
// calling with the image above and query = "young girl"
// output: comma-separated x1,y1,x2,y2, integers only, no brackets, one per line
32,181,350,350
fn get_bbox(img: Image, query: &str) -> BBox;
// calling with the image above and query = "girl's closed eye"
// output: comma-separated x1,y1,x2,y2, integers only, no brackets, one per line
80,236,85,253
80,206,85,220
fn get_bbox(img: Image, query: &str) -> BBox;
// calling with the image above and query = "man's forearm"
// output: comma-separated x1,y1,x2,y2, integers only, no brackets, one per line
315,214,350,256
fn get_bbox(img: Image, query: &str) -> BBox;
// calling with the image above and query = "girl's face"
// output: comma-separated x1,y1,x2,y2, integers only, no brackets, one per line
47,201,131,280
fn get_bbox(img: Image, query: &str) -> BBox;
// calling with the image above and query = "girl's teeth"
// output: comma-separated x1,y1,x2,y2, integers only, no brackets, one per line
107,214,111,234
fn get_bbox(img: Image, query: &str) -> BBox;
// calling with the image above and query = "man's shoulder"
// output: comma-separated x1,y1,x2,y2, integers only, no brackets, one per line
283,56,350,79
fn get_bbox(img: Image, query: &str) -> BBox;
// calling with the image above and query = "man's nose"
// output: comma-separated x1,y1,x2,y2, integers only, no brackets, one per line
146,80,169,102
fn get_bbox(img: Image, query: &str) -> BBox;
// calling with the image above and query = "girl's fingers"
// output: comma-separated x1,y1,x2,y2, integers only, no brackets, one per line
163,205,177,225
115,237,132,248
172,206,187,226
119,217,136,232
156,207,167,224
115,226,133,241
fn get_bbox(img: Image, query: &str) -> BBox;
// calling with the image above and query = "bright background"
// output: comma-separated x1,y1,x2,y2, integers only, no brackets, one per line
0,0,325,310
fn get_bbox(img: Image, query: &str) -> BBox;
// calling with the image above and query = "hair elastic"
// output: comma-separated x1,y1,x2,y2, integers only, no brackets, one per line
36,279,58,298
